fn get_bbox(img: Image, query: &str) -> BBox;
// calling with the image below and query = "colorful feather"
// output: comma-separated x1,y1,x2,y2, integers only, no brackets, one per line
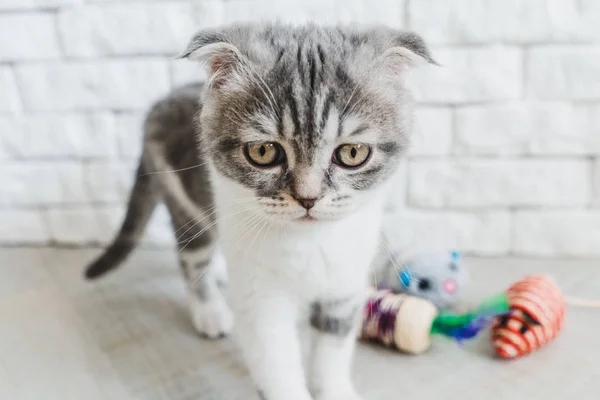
431,293,510,341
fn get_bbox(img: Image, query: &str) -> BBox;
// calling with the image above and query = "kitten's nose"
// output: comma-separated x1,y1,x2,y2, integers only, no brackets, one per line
296,198,317,210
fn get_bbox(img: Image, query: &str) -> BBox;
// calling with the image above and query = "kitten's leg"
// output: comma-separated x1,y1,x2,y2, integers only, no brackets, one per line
232,288,313,400
166,193,233,338
180,245,233,338
309,296,363,400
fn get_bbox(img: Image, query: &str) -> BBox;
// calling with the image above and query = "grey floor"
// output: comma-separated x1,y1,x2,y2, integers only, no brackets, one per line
1,248,599,400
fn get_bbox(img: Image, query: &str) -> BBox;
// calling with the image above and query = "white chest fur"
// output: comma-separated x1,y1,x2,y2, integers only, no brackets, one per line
211,178,385,303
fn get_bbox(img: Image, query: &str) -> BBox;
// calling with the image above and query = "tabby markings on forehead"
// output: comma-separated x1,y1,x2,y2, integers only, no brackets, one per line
249,114,278,139
338,115,368,139
281,104,295,139
276,95,340,143
321,103,340,141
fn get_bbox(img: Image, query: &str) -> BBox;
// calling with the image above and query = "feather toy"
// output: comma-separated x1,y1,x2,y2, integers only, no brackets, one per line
361,275,569,359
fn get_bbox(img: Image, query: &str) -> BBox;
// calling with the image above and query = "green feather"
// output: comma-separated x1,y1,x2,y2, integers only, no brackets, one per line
431,293,510,339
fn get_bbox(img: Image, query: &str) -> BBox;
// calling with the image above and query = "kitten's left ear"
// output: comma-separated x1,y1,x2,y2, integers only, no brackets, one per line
381,31,437,73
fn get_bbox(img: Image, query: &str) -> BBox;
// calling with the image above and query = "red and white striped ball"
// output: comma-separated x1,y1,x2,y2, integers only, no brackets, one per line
492,275,565,359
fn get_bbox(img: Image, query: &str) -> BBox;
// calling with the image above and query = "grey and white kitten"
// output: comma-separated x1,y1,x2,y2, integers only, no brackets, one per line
86,23,434,400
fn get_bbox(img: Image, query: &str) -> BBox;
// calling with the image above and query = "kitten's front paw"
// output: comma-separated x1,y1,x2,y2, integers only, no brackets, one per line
317,387,363,400
189,296,234,339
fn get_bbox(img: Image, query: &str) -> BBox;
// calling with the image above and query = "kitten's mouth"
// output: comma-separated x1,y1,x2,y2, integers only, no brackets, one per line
298,213,317,222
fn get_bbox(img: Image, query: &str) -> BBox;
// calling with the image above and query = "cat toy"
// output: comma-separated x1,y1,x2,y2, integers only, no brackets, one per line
384,250,468,309
491,275,565,359
360,287,509,354
361,287,438,354
360,275,567,358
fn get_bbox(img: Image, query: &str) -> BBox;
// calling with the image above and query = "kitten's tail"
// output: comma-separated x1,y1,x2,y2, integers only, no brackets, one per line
84,162,158,279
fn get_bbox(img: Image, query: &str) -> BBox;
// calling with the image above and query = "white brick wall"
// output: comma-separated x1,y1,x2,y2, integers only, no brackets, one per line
455,104,600,155
409,108,452,156
0,0,598,258
513,211,600,257
409,159,592,208
0,0,80,10
15,60,171,110
0,14,60,61
0,67,21,113
411,47,523,103
1,162,88,206
594,159,600,207
408,0,598,44
383,210,511,255
0,210,49,244
527,47,600,100
1,113,119,158
58,3,222,57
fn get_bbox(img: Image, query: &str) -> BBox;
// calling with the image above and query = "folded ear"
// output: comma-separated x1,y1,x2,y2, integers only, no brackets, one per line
178,29,249,89
391,32,437,66
379,31,437,75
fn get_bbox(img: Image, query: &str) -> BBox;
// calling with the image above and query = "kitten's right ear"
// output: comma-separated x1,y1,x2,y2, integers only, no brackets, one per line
178,29,248,89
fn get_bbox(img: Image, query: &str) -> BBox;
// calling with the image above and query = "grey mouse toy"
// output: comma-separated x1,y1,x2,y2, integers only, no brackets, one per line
383,251,468,309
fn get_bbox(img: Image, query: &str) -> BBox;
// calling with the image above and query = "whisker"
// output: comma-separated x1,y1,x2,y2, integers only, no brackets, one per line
174,196,257,234
174,198,257,241
237,66,278,121
341,55,387,119
341,82,362,117
175,205,220,241
141,161,210,176
380,236,422,287
380,236,405,277
258,219,274,253
179,205,258,247
370,260,378,290
221,211,265,259
178,206,259,252
244,218,269,259
230,214,265,259
225,212,263,251
187,211,261,289
255,73,279,114
189,266,210,290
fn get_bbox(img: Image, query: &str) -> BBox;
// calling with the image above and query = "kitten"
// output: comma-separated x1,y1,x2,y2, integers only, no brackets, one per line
85,23,434,400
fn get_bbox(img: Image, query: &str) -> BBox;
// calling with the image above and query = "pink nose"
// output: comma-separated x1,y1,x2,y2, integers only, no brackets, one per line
444,279,457,294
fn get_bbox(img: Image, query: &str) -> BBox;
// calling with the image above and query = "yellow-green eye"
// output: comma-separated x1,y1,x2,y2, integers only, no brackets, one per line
333,144,371,168
244,142,286,167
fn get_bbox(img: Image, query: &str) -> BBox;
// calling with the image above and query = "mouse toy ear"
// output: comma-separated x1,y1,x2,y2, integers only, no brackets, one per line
399,267,413,288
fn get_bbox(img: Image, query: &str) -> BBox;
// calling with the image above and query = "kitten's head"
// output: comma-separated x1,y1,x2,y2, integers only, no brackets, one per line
181,23,434,223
